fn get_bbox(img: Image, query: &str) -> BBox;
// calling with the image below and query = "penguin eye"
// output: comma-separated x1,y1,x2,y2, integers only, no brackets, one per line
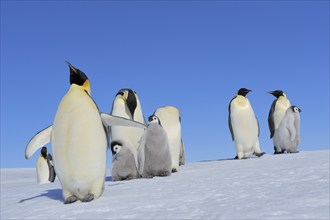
294,107,298,112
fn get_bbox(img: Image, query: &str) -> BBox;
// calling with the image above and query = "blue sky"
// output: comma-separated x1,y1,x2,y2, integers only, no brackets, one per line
1,1,329,168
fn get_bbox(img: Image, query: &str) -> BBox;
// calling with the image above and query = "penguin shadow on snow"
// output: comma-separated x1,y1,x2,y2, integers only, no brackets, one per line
105,176,126,187
199,157,237,163
19,188,63,203
199,154,268,163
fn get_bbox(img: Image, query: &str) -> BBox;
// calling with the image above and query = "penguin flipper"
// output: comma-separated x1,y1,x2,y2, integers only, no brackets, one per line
46,154,56,182
228,99,235,141
137,132,147,176
179,138,186,166
268,100,276,138
256,116,260,137
25,125,52,159
101,113,147,129
287,118,297,142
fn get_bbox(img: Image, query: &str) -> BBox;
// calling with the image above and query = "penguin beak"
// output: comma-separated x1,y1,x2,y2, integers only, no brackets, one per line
299,108,302,113
244,89,252,96
65,61,77,73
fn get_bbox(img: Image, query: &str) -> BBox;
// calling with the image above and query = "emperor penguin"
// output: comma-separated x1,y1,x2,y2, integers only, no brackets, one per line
110,89,146,151
138,115,172,178
25,62,147,204
268,90,291,154
228,88,265,159
154,106,185,172
36,146,56,184
274,106,301,153
110,139,139,181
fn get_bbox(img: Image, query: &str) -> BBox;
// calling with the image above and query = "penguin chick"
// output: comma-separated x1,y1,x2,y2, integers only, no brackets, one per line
36,146,56,184
138,115,172,178
274,106,301,154
111,140,139,181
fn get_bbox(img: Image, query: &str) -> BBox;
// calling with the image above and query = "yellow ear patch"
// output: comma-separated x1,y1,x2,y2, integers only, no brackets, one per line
83,80,91,95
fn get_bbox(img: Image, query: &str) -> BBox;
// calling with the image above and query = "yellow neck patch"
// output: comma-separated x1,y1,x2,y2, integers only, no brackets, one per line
83,80,91,95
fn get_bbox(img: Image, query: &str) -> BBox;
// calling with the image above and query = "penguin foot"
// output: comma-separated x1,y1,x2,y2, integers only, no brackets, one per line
143,175,154,179
171,168,178,173
63,195,78,204
126,176,134,180
274,146,284,154
274,151,284,154
289,150,299,154
234,155,249,160
82,193,94,203
158,171,171,177
255,152,265,157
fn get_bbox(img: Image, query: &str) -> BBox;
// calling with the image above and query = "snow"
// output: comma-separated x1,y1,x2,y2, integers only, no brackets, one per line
1,150,329,219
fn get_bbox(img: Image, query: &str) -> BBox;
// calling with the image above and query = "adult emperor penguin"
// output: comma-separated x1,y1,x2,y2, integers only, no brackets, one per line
36,146,56,184
110,89,146,151
110,139,139,181
154,106,184,172
25,62,147,204
274,106,301,154
138,115,172,178
268,90,291,154
228,88,265,159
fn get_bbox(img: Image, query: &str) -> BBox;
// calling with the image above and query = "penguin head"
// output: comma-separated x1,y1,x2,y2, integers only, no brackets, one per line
148,115,162,126
41,146,47,159
110,141,122,155
268,90,286,98
66,61,91,95
237,88,251,97
291,106,302,113
115,89,137,120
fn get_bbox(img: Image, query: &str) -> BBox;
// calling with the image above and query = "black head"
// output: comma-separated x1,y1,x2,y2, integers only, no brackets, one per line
126,89,137,119
66,61,88,86
115,91,124,97
237,88,251,97
291,106,302,113
110,141,122,155
41,146,47,159
115,89,138,120
268,90,284,98
148,115,162,126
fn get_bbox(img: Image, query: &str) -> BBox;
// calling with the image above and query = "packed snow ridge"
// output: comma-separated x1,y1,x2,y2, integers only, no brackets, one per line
1,150,329,219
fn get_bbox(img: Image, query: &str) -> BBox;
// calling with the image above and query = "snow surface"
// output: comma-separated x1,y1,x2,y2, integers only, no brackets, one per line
1,150,329,219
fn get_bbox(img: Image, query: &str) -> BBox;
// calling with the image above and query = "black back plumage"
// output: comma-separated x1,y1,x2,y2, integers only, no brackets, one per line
228,97,235,141
268,99,277,138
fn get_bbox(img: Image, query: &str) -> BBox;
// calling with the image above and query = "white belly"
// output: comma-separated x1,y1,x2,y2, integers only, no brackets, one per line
111,100,145,150
111,126,145,150
52,87,107,198
274,97,291,129
154,106,181,171
231,98,258,153
36,157,49,184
